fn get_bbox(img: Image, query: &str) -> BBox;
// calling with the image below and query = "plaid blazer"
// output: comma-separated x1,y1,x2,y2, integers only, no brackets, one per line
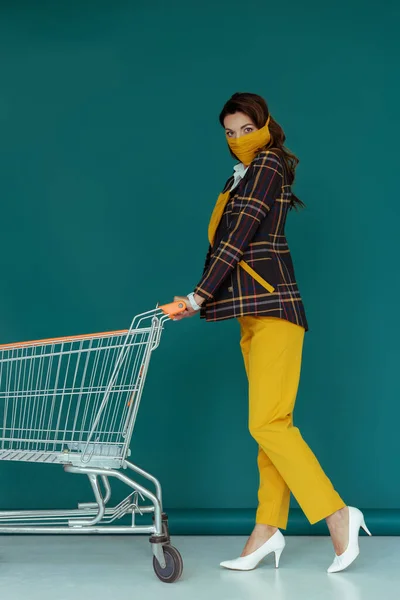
194,150,308,330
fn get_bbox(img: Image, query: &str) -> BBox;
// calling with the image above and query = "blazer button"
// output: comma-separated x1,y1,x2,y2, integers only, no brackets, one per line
228,286,233,293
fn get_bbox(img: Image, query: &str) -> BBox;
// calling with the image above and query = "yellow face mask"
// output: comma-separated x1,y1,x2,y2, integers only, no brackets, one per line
227,116,271,166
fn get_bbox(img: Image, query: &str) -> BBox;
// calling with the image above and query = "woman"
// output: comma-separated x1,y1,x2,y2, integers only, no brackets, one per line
172,92,371,573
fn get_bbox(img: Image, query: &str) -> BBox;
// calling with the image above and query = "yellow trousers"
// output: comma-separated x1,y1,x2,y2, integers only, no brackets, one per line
239,316,345,528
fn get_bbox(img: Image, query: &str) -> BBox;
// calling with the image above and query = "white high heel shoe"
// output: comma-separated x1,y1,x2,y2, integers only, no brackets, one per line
327,506,372,573
220,530,286,571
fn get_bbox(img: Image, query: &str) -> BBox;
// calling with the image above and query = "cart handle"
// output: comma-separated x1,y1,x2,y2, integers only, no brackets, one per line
159,300,187,317
0,303,187,350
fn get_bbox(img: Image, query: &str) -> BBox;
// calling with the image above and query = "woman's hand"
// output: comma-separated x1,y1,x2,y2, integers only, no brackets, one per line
172,294,204,321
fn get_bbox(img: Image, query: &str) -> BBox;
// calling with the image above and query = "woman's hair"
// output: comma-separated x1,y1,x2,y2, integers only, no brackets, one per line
219,92,304,209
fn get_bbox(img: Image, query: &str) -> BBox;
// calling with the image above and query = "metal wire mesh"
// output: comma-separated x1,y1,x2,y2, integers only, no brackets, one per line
0,314,163,464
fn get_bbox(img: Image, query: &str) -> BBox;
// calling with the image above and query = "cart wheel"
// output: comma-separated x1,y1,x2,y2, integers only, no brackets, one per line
153,545,183,583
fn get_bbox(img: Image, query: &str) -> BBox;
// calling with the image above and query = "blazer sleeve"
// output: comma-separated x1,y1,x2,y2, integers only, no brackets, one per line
201,245,212,275
194,152,283,300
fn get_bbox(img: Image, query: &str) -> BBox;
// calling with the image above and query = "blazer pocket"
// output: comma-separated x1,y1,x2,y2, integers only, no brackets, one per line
238,260,275,293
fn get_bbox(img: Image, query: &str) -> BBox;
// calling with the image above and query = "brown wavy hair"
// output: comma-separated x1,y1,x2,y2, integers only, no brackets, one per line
219,92,304,209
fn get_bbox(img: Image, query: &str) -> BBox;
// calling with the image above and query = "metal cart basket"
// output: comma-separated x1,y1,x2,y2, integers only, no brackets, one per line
0,302,186,583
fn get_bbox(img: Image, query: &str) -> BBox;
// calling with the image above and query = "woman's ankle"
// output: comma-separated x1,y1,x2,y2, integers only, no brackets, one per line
254,523,278,534
326,506,348,527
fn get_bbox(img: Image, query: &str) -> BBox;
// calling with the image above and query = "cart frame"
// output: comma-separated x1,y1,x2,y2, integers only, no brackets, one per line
0,303,185,582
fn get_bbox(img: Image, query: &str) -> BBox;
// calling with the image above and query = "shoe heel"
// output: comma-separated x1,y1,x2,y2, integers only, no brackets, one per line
274,547,284,568
361,518,372,537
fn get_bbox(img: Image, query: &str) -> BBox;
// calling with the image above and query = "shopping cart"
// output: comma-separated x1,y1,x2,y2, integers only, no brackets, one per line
0,302,186,583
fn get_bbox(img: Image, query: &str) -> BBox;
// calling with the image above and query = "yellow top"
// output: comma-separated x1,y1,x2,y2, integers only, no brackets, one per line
207,190,231,246
206,189,275,294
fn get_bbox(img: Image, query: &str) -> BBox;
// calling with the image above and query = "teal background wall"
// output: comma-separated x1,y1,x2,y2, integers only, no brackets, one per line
0,1,398,533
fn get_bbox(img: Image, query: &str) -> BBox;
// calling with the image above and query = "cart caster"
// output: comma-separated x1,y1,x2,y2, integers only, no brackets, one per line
152,545,183,583
162,516,170,539
153,512,170,541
